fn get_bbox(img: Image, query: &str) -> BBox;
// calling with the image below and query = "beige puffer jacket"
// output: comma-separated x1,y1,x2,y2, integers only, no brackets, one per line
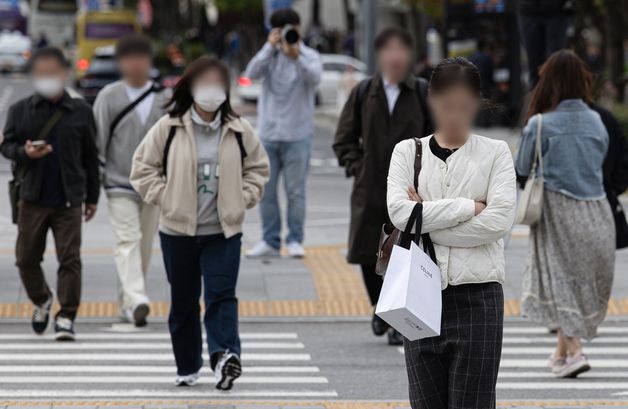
130,110,270,237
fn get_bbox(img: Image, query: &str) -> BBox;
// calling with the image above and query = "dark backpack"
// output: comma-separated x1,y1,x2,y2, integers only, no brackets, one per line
354,76,434,138
162,127,247,179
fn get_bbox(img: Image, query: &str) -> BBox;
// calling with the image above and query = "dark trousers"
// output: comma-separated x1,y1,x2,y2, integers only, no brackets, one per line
518,12,569,87
404,282,504,409
160,232,242,376
360,263,382,306
16,201,82,320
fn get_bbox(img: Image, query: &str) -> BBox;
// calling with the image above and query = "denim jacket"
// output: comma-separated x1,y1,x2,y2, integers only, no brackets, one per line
515,99,609,201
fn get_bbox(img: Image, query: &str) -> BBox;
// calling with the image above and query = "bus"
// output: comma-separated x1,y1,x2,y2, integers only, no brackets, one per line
74,9,140,79
28,0,79,46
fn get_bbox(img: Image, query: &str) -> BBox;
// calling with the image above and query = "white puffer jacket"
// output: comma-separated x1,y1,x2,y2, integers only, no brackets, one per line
387,134,516,289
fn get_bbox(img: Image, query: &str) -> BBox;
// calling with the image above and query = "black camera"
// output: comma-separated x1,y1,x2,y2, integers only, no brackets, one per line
281,24,300,44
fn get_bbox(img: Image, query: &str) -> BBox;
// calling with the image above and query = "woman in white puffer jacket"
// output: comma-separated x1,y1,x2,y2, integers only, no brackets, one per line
387,57,516,409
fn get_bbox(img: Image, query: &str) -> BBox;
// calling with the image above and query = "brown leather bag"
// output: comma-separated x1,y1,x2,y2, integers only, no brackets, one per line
375,138,436,276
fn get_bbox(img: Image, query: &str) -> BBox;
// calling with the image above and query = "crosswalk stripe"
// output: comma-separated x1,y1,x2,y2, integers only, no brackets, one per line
0,342,305,350
500,359,628,368
0,390,339,398
503,327,628,334
0,376,329,384
0,353,311,361
503,336,628,344
497,382,628,389
0,332,299,340
0,365,321,373
502,346,628,355
498,371,628,378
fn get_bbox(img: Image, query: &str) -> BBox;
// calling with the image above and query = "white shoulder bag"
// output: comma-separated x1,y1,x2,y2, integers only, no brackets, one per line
515,114,544,226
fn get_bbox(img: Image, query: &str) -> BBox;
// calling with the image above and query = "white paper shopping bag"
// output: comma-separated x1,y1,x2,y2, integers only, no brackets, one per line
375,241,442,341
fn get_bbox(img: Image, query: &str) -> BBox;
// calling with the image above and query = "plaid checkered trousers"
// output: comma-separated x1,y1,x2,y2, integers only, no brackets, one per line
404,282,504,409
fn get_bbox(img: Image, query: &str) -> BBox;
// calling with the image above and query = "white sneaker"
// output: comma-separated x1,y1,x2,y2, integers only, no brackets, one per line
174,371,199,386
554,353,591,378
286,242,305,258
54,317,75,341
245,241,280,258
32,292,53,334
215,350,242,390
547,353,566,373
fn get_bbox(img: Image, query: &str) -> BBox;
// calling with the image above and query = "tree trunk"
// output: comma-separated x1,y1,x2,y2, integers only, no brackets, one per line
604,0,626,101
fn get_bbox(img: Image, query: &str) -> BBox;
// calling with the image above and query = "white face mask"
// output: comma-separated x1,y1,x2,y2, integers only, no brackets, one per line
33,76,65,99
193,84,227,112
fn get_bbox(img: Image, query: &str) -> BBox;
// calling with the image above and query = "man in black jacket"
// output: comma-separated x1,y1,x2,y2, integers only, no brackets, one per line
0,47,100,341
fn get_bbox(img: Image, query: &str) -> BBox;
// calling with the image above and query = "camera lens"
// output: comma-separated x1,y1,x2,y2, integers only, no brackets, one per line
282,25,300,45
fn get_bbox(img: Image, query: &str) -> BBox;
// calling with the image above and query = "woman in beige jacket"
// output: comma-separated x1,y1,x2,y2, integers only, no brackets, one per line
130,57,269,390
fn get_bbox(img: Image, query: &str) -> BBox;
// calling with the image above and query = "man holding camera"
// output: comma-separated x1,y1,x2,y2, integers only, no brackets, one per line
245,8,322,258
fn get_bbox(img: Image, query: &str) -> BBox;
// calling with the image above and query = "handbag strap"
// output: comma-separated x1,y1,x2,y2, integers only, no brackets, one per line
409,203,438,262
530,113,544,178
413,137,422,190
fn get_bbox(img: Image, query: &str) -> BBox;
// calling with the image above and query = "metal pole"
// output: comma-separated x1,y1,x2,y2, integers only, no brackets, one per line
359,0,376,74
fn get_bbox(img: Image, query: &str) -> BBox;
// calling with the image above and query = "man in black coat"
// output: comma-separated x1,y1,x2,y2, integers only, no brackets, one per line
334,27,433,345
594,104,628,248
1,47,100,341
517,0,570,87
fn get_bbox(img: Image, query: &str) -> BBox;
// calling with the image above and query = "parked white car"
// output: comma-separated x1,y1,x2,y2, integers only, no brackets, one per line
237,53,368,106
0,30,32,73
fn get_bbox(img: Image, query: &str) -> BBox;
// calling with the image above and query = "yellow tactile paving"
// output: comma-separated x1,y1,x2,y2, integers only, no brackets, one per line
2,400,628,407
1,245,628,318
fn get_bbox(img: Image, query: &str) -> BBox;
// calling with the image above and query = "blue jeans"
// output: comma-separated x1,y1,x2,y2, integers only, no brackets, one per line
260,138,310,248
160,232,242,376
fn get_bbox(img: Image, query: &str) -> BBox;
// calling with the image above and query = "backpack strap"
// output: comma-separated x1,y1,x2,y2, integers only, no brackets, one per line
162,126,177,179
235,131,247,165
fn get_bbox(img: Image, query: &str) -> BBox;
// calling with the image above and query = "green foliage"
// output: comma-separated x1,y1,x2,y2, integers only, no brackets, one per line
611,104,628,141
406,0,443,19
214,0,263,14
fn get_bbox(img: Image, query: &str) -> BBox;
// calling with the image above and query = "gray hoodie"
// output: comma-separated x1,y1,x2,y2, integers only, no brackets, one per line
93,80,171,199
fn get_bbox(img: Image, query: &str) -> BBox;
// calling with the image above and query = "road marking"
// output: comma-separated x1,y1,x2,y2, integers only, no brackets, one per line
0,332,299,340
0,353,311,361
502,346,628,355
503,336,628,344
0,365,321,373
498,382,628,390
0,341,305,350
0,376,329,384
0,390,339,398
498,371,628,378
500,359,628,368
503,327,628,334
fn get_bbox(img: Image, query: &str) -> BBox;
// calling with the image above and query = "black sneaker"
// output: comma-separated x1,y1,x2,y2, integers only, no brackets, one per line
54,317,75,341
132,303,150,327
371,313,388,336
214,350,242,390
32,294,53,334
387,328,404,346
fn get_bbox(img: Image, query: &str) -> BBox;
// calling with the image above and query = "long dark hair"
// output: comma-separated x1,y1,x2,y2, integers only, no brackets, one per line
164,56,238,124
527,50,592,121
